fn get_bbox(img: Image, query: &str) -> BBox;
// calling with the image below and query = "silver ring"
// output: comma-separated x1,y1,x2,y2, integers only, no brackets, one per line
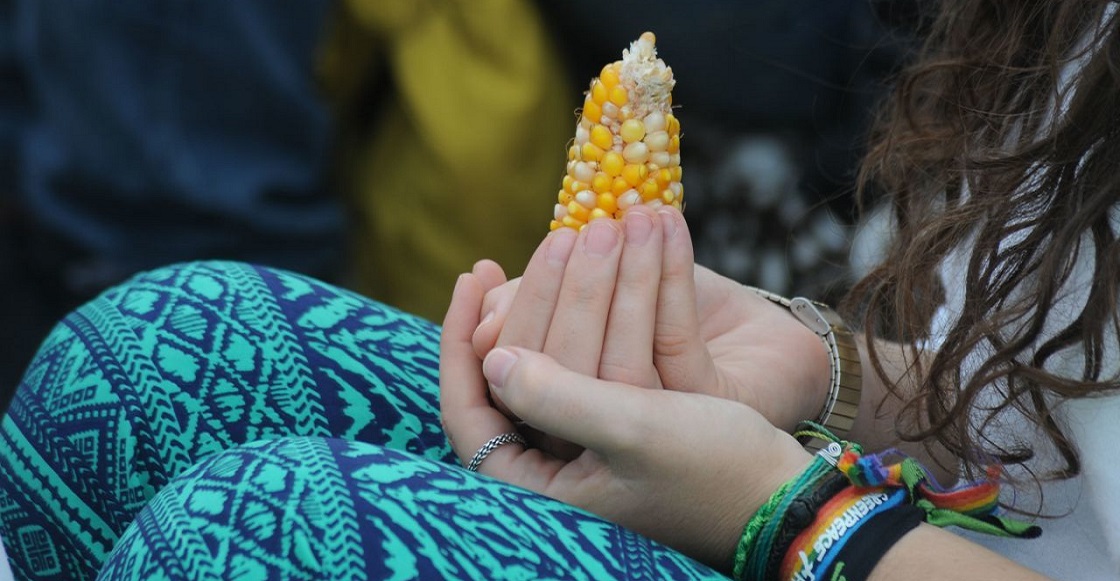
465,432,526,472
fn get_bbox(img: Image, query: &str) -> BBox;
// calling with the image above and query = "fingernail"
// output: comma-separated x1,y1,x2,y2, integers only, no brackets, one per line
454,273,468,294
624,211,654,246
658,208,679,240
483,348,518,389
548,228,577,264
584,219,620,257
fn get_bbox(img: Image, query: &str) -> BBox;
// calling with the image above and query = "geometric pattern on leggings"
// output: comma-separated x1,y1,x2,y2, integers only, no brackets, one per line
97,438,724,580
0,262,452,579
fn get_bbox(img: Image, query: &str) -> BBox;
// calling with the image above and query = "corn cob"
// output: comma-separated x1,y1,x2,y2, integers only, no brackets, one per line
550,32,682,231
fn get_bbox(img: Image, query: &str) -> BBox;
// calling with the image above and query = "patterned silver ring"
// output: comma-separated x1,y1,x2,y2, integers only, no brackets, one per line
465,432,527,472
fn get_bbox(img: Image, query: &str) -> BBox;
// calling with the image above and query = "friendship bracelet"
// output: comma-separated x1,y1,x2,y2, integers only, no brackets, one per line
732,422,1040,581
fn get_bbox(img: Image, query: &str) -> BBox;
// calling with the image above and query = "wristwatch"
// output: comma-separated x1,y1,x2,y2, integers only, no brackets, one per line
745,286,862,450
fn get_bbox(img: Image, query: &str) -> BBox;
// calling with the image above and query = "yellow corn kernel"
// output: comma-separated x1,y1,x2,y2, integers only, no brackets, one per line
567,200,590,222
597,192,619,215
581,142,604,162
600,64,621,88
591,81,608,105
608,85,628,107
601,152,625,177
622,163,648,187
611,176,630,196
591,173,612,194
552,32,681,230
590,125,613,150
582,99,602,125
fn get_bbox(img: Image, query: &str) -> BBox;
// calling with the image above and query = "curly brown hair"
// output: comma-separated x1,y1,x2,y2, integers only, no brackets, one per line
850,0,1120,484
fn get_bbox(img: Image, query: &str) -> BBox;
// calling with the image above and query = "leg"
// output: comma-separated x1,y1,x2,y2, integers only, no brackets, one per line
96,437,724,580
0,261,452,579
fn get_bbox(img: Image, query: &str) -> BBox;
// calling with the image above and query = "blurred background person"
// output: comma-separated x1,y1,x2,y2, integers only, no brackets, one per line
0,0,915,415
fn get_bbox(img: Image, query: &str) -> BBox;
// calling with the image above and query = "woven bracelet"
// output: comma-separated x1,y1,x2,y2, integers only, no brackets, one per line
732,422,1041,581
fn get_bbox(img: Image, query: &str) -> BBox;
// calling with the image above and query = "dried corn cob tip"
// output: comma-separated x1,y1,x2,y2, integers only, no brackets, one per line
551,31,682,231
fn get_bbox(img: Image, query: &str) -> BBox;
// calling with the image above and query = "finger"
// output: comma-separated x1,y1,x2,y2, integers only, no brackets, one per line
473,277,521,359
483,347,646,455
599,207,663,386
497,228,578,351
652,207,720,391
472,259,507,292
543,218,624,375
439,273,519,467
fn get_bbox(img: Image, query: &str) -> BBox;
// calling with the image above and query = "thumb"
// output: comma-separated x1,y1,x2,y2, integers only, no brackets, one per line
483,347,644,455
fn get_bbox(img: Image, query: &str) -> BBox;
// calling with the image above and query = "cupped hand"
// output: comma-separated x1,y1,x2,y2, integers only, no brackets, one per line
440,273,812,570
473,207,832,432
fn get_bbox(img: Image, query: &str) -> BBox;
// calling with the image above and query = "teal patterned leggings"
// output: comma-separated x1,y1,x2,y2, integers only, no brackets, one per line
0,262,723,580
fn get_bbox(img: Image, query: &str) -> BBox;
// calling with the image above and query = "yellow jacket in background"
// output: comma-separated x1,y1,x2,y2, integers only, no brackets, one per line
321,0,572,321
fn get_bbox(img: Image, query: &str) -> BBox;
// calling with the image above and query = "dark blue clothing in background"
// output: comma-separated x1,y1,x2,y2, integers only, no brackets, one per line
11,0,343,286
1,0,344,404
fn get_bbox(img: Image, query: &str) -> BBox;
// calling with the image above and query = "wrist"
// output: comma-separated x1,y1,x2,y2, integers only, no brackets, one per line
744,286,863,446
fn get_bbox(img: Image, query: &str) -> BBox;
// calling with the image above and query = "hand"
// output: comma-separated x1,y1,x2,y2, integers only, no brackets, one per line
473,207,832,431
440,272,812,569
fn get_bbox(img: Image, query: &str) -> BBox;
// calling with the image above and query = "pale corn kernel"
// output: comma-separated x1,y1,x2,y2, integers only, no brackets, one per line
650,151,671,168
643,111,666,133
618,189,641,210
601,152,625,177
589,207,611,221
623,142,649,164
590,125,613,150
602,102,620,120
669,153,681,167
669,181,683,197
661,189,675,204
575,190,596,209
645,131,669,152
554,203,569,220
647,199,664,209
591,173,612,193
620,119,646,143
573,161,595,183
591,81,608,105
575,125,590,145
597,192,618,214
581,142,604,162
